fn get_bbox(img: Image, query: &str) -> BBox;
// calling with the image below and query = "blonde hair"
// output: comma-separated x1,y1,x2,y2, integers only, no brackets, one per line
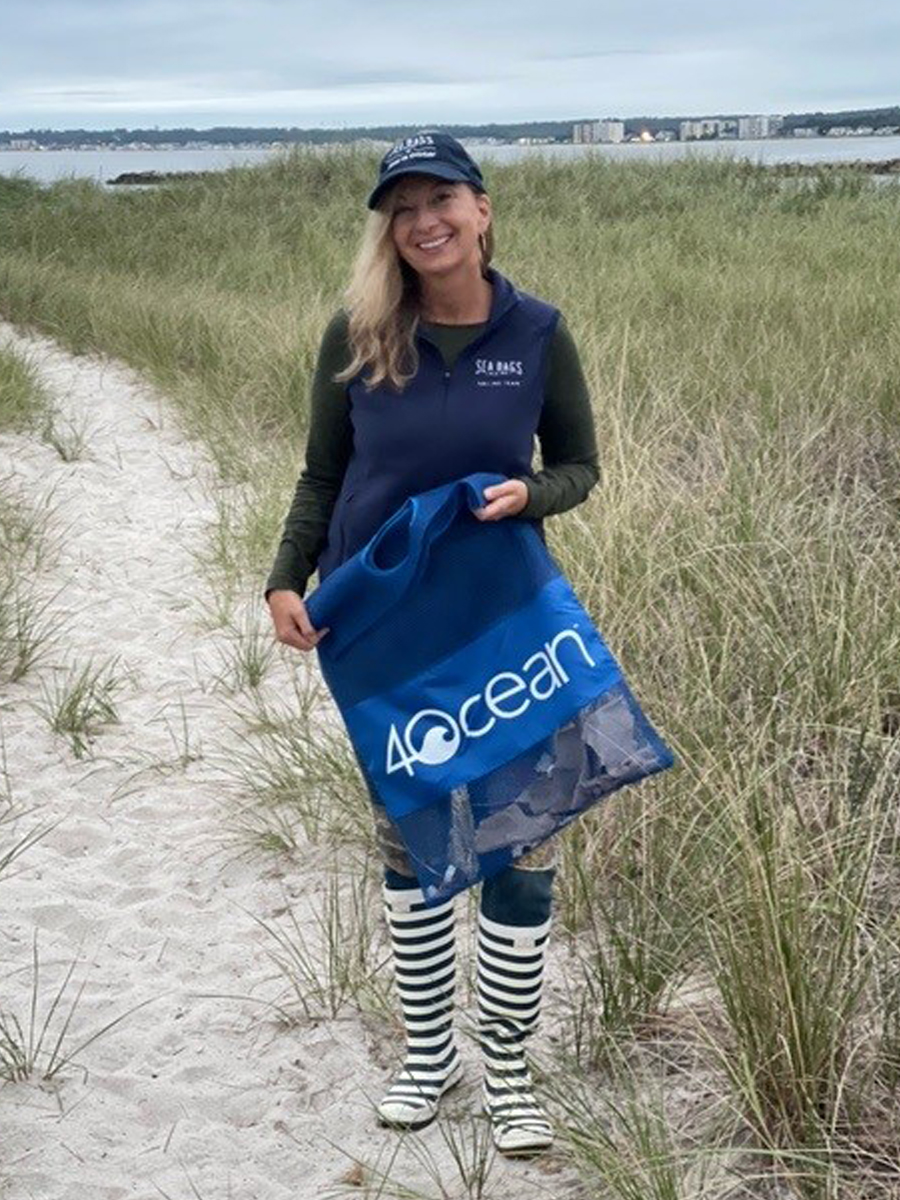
336,188,494,392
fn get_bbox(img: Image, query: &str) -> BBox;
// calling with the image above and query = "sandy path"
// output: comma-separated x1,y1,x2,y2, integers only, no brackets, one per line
0,324,576,1200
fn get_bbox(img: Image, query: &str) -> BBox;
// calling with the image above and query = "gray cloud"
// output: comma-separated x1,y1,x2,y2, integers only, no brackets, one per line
2,0,898,129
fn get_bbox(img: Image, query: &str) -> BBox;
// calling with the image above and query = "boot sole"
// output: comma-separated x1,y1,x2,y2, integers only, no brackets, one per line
491,1127,555,1157
482,1097,554,1156
376,1063,464,1131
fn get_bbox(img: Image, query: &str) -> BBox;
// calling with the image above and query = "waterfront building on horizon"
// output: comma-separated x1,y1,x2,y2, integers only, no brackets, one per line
574,120,625,144
738,115,780,139
574,113,793,144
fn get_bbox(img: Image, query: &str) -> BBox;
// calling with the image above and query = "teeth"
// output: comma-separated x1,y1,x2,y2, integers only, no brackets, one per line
418,235,451,250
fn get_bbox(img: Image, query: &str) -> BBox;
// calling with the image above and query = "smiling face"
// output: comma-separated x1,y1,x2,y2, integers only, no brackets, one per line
388,176,492,282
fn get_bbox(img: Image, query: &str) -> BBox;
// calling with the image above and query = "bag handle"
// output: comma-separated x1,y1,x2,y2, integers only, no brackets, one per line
308,473,505,656
361,471,503,581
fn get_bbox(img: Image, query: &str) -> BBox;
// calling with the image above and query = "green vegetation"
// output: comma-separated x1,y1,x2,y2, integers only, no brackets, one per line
0,345,57,683
1,152,899,1197
0,342,58,908
0,341,51,435
253,864,390,1024
36,656,124,759
0,931,155,1083
0,337,89,459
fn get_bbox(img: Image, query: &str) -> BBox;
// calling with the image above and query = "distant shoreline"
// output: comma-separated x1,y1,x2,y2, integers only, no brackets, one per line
102,157,900,186
5,139,900,187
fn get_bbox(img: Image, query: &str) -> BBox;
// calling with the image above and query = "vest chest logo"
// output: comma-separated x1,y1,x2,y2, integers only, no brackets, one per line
474,358,525,388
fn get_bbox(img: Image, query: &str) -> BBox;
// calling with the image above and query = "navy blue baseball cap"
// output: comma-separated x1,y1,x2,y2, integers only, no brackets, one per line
367,131,486,210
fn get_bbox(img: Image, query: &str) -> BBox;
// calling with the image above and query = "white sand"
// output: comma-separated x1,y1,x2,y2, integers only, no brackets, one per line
0,323,580,1200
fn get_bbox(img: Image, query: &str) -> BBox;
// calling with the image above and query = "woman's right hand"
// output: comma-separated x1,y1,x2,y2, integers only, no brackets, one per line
266,590,329,652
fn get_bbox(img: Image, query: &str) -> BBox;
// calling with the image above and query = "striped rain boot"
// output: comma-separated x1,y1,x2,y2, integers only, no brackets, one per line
376,884,463,1129
477,909,554,1155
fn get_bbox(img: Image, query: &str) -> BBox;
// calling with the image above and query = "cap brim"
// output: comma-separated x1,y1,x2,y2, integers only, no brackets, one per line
367,163,480,210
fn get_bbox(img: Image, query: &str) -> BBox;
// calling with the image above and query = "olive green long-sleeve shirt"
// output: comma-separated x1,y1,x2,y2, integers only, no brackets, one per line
266,310,599,599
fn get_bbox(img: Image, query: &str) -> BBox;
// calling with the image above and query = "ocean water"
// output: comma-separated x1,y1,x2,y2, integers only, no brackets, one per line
1,136,899,186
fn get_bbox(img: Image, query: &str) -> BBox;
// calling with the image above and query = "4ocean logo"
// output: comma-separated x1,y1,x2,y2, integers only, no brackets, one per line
385,627,597,778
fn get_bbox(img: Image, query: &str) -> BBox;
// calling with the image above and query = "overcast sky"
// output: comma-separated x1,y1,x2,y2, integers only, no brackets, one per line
2,0,898,131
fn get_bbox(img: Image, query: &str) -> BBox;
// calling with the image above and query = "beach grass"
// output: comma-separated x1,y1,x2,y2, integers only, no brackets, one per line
253,862,390,1024
0,342,52,435
36,655,125,759
1,151,898,1195
0,486,57,684
0,930,156,1084
0,345,60,683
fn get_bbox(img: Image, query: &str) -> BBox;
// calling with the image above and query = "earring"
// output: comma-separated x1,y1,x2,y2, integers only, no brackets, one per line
478,232,488,275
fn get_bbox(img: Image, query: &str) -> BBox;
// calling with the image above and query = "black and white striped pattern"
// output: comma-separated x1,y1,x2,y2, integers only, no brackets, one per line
376,885,462,1129
477,910,554,1154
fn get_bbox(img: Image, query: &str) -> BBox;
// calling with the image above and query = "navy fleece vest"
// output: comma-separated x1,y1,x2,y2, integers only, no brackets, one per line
316,269,560,579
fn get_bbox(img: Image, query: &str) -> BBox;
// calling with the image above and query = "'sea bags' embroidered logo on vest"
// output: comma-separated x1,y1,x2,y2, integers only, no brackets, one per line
474,358,524,386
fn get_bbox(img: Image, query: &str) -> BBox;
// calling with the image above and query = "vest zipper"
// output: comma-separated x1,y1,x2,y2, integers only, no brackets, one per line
420,337,454,416
419,312,511,416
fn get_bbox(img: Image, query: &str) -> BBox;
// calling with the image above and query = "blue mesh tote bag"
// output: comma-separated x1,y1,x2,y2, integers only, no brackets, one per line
305,473,674,904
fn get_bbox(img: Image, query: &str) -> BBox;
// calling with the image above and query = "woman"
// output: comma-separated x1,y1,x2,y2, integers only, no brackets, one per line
265,132,599,1155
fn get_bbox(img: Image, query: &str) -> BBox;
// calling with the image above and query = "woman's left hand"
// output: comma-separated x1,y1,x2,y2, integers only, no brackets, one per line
473,479,529,521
